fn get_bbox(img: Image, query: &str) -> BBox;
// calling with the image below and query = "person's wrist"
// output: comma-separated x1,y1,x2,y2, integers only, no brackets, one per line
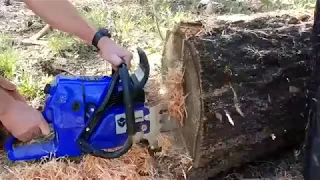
97,36,112,50
92,29,111,50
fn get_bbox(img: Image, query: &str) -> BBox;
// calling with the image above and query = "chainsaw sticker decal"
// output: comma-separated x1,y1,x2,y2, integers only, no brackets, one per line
134,110,144,122
115,113,126,134
115,110,145,134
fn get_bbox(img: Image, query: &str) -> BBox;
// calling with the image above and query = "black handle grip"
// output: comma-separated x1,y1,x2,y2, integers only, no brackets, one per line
77,62,136,159
130,48,150,90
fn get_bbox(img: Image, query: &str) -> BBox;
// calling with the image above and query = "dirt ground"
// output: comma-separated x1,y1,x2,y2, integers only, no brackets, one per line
0,0,315,179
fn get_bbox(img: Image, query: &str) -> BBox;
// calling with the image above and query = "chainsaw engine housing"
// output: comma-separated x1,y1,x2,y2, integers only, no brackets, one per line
6,75,151,161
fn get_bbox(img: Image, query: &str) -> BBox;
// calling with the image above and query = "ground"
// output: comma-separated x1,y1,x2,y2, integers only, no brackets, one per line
0,0,316,179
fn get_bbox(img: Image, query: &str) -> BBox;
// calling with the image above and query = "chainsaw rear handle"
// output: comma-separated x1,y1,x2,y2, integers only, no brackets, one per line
77,62,136,159
4,111,54,161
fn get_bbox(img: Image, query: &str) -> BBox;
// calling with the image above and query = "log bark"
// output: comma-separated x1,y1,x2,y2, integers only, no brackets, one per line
162,13,315,179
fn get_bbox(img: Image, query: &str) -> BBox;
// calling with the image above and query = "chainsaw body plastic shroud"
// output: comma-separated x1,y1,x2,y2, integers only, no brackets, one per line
6,75,150,161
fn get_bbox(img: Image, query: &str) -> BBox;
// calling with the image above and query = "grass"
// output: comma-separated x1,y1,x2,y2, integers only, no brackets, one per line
0,33,53,100
16,73,53,101
0,49,18,79
48,34,77,54
47,0,194,58
0,33,16,79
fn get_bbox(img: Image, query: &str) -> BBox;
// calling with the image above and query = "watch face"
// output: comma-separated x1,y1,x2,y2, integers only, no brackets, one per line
101,29,111,38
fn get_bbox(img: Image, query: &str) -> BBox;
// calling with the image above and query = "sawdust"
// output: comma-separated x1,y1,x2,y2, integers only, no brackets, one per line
165,67,187,125
144,68,188,126
144,75,167,103
0,134,177,180
1,146,151,180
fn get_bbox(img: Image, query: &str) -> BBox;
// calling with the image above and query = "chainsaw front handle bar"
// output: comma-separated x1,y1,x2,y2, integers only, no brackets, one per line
77,63,135,158
112,47,150,92
77,48,149,159
130,47,150,90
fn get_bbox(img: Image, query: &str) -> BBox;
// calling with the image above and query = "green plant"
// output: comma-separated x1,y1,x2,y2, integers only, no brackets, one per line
83,8,109,29
0,34,17,79
0,49,18,79
17,73,53,101
0,33,14,51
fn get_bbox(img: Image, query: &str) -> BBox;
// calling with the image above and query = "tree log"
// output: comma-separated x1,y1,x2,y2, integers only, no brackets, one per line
162,12,315,179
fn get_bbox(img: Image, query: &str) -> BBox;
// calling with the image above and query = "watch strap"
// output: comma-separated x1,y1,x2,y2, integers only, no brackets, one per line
92,29,111,49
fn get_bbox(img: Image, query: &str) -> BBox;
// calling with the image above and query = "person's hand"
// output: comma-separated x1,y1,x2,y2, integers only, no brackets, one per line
0,76,26,103
0,76,50,142
97,36,133,70
0,100,50,142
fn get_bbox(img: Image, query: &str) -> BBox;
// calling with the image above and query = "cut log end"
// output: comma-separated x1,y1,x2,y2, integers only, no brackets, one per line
162,12,314,179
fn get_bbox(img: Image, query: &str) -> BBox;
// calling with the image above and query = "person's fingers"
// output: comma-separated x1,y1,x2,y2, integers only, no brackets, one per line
112,64,118,71
32,126,42,138
109,54,123,67
16,133,28,142
34,110,50,136
0,76,16,91
39,120,50,136
16,128,40,142
121,51,133,69
7,90,27,103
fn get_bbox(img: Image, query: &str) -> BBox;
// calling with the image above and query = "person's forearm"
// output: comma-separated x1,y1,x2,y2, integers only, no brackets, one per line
24,0,97,44
0,88,15,118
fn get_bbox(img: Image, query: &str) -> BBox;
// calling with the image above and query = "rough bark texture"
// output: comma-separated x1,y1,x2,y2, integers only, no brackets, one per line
162,13,315,179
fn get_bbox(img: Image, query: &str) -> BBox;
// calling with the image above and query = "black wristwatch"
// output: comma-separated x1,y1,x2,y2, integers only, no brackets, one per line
92,28,111,50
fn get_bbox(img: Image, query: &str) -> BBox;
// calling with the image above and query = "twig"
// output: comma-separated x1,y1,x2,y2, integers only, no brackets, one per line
21,24,52,46
21,39,48,46
29,24,52,40
151,0,164,40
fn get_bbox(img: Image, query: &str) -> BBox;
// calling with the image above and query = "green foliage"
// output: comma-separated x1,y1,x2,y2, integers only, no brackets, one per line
289,0,315,9
47,31,90,57
0,33,53,100
83,8,109,29
48,34,76,53
16,73,53,100
17,73,42,100
0,34,17,79
0,33,14,51
0,49,18,79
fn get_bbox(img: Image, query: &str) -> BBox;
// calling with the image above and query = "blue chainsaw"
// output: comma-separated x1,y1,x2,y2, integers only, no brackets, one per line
4,46,179,162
